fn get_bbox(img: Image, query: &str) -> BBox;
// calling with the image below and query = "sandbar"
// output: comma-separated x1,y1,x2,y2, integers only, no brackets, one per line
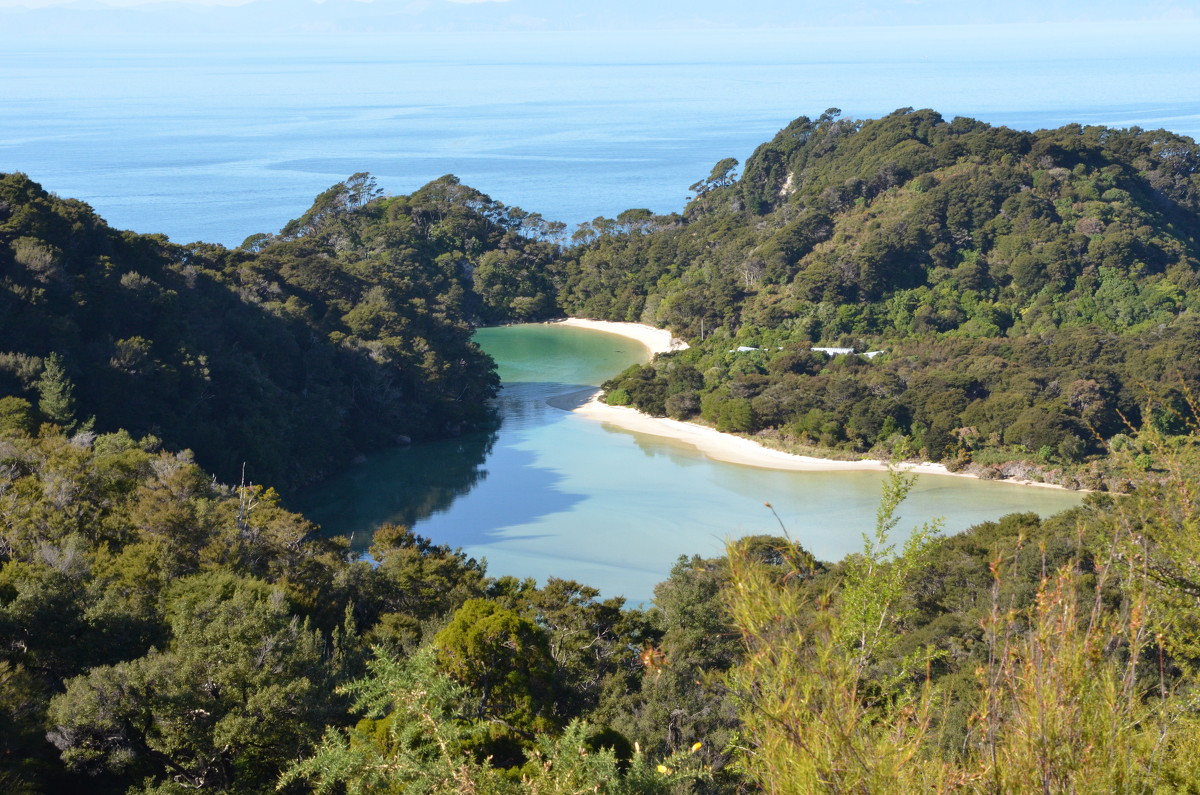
550,318,688,355
558,318,1070,489
575,394,951,475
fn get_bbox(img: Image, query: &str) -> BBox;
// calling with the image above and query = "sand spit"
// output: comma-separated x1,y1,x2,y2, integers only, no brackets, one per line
550,318,688,355
555,318,1071,490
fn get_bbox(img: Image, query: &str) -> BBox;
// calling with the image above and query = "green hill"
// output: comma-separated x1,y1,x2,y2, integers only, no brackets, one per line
0,172,561,491
6,111,1200,794
571,109,1200,480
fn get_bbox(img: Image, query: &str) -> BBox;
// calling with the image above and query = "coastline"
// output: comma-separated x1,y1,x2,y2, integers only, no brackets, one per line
555,317,1074,491
549,318,688,355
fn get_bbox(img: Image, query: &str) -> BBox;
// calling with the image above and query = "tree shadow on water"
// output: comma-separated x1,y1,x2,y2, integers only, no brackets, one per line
302,381,595,554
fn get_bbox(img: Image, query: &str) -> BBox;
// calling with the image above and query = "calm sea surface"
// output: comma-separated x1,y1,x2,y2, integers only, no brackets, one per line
2,25,1198,246
301,325,1084,603
4,25,1183,600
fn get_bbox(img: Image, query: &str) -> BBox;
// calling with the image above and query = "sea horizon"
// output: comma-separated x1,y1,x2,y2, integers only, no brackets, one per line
3,22,1199,246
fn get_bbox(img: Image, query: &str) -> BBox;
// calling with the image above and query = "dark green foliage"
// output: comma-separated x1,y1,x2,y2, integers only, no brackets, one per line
34,353,81,431
433,598,558,766
0,424,495,792
0,171,571,492
4,419,1200,793
565,111,1200,472
434,599,557,726
48,572,334,791
355,523,489,652
608,553,756,788
517,577,645,723
9,109,1200,792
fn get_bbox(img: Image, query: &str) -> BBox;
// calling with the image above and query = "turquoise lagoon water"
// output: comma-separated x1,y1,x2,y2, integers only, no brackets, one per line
302,325,1084,603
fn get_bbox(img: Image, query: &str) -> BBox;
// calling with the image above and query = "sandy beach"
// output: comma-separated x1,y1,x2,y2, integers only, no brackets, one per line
574,395,962,476
556,318,1070,489
550,318,688,355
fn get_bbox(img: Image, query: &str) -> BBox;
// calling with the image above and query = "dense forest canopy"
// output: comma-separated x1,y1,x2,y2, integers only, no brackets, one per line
3,420,1200,793
573,109,1200,484
7,109,1200,489
0,171,559,492
5,109,1200,792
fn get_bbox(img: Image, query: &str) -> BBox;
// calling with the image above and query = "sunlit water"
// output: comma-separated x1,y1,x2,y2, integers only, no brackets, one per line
2,25,1198,247
302,325,1084,603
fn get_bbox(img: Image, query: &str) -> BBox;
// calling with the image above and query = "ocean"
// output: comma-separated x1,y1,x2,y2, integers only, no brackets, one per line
2,23,1199,247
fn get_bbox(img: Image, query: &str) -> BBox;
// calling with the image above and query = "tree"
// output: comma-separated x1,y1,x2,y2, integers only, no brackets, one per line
279,647,498,795
689,158,740,197
360,524,488,652
517,578,639,721
0,396,35,435
280,172,382,238
609,554,745,784
433,599,557,739
280,648,703,795
723,470,942,793
47,571,332,792
35,353,80,431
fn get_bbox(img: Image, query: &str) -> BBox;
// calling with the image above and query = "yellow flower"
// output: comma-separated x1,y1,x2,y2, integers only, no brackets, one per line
691,742,703,753
657,764,671,774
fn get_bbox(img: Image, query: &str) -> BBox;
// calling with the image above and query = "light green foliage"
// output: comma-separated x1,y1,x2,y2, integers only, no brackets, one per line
723,471,943,793
0,396,35,435
11,236,62,283
279,647,493,794
279,171,383,239
968,564,1175,793
522,719,711,794
837,468,941,673
724,447,1200,793
280,648,705,795
1103,423,1200,663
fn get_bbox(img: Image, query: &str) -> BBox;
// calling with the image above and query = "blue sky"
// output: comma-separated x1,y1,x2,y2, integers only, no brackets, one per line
1,0,1196,33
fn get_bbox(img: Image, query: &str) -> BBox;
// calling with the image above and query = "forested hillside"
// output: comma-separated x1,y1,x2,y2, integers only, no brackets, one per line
572,109,1200,480
13,109,1196,488
0,172,561,491
6,110,1200,792
5,421,1200,793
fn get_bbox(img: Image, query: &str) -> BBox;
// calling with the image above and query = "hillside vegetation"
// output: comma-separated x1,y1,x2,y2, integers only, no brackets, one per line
3,421,1200,793
5,109,1200,792
571,109,1200,482
0,172,563,491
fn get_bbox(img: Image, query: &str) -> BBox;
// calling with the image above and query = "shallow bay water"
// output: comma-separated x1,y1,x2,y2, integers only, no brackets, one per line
302,325,1084,604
